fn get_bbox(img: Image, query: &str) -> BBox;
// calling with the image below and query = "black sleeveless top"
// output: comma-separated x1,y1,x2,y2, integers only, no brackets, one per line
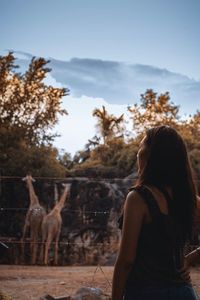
118,185,188,288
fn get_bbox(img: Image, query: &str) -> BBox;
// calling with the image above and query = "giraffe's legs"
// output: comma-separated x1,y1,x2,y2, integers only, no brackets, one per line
32,231,39,265
30,230,35,265
39,232,45,264
21,213,30,262
21,223,29,261
54,228,61,265
44,236,51,265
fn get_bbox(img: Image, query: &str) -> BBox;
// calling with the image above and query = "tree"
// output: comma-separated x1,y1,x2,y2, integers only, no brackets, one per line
128,89,180,135
127,89,200,179
0,52,69,145
58,151,73,170
178,111,200,150
92,105,124,144
0,52,69,176
87,135,101,150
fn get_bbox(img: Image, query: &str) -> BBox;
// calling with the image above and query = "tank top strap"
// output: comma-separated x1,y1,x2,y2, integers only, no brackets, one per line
129,185,162,220
155,185,172,206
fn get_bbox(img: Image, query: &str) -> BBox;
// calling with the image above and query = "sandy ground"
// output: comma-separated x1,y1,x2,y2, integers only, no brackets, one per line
0,265,200,300
0,265,113,299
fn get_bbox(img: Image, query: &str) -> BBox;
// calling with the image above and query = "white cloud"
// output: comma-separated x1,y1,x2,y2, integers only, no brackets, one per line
54,94,129,156
14,51,200,116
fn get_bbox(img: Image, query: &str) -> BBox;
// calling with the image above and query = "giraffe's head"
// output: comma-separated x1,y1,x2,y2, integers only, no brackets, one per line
62,183,71,197
22,174,36,186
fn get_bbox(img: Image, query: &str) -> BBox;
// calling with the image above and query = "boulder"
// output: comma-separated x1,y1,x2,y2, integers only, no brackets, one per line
71,287,110,300
40,295,70,300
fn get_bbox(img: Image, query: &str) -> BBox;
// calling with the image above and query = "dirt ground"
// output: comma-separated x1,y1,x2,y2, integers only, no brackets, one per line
0,265,200,300
0,265,113,299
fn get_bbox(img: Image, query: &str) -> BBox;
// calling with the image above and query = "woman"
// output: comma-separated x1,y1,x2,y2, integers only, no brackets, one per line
112,125,199,300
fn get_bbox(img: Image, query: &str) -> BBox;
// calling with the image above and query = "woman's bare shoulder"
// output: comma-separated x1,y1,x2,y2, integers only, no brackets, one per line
125,189,147,212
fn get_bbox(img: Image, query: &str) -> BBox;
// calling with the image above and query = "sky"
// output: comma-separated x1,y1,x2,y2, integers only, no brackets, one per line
1,0,200,155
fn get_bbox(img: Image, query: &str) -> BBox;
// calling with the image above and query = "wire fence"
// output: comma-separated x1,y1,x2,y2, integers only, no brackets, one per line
0,207,110,214
1,175,200,264
0,239,119,246
0,174,199,180
1,176,200,298
0,175,135,181
0,175,122,274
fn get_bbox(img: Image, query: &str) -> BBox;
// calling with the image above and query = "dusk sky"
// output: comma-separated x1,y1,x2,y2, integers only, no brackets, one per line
1,0,200,155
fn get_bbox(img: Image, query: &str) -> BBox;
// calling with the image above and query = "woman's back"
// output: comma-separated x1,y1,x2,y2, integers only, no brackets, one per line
119,184,188,288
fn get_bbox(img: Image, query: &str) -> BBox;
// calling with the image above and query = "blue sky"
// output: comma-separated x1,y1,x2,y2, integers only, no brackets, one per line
1,0,200,155
1,0,200,79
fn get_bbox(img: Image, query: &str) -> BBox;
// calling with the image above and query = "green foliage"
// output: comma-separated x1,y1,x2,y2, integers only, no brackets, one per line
71,89,200,178
0,52,69,176
71,137,138,177
0,125,66,177
128,89,180,135
177,111,200,151
58,151,74,170
189,149,200,175
1,52,199,180
93,105,124,144
0,52,69,145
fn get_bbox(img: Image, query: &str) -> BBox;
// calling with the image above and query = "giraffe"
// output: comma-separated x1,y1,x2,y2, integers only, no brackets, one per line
40,183,71,265
21,174,46,264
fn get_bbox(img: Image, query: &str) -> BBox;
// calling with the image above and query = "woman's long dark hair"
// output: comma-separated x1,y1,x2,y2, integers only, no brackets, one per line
136,125,197,243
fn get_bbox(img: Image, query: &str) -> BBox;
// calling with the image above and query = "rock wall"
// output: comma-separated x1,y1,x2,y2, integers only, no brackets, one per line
0,176,135,265
57,178,133,265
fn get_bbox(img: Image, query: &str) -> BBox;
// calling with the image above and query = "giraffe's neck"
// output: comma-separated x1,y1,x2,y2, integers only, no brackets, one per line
54,184,59,203
54,187,69,213
27,179,39,207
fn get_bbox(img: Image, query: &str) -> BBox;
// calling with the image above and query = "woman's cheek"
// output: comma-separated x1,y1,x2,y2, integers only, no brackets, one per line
138,149,148,174
137,151,142,174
